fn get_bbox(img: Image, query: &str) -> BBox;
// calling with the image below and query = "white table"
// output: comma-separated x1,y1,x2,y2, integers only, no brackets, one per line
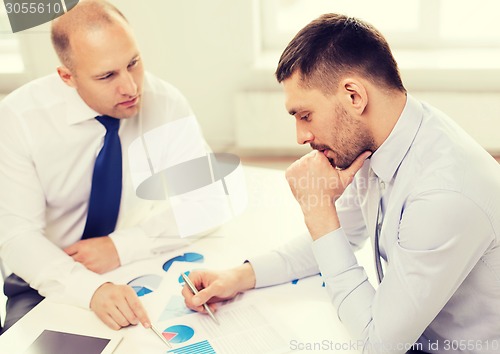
0,166,376,354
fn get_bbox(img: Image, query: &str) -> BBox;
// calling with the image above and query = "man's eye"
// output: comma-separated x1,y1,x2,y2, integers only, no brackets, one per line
300,114,310,121
128,59,139,68
98,73,113,80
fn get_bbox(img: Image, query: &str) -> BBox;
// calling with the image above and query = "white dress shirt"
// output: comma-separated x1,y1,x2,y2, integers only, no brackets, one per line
250,95,500,353
0,72,209,309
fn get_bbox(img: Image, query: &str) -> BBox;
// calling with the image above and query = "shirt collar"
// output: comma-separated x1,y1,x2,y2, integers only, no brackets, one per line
370,94,423,183
61,81,101,125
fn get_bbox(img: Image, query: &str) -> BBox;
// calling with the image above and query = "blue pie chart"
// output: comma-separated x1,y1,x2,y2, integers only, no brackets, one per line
163,252,204,272
127,274,162,297
162,325,195,344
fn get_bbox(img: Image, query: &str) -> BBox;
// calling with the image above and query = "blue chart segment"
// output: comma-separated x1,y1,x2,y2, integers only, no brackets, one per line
291,273,325,287
162,325,194,344
167,340,215,354
163,252,204,272
127,274,162,297
178,271,190,285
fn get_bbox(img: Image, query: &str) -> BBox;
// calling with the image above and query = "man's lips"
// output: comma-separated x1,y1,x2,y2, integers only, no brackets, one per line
118,96,139,107
318,149,331,158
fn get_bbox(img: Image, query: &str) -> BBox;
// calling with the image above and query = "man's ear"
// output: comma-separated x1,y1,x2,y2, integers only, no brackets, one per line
57,66,77,88
339,78,368,115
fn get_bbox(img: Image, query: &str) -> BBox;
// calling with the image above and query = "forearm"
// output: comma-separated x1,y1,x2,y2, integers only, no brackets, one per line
233,262,256,292
1,232,106,308
248,234,320,288
303,205,341,240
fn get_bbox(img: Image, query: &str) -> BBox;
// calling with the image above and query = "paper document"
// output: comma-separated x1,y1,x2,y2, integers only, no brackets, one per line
129,293,293,354
168,300,291,354
110,253,294,353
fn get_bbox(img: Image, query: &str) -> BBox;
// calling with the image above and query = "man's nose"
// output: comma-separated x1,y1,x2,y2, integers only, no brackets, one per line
296,121,314,145
118,72,137,97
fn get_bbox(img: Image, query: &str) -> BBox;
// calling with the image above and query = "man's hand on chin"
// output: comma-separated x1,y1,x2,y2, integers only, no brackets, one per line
285,150,371,239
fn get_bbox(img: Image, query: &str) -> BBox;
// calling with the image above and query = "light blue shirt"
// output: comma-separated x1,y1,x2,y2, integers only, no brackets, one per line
250,95,500,353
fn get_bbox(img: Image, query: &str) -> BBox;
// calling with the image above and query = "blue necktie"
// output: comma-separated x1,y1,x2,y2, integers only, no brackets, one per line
82,116,122,239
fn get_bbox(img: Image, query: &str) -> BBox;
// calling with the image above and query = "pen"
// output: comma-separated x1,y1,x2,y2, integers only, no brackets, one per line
181,273,220,325
151,324,172,348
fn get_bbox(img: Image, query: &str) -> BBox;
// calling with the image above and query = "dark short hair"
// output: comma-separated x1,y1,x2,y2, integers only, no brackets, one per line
276,13,406,93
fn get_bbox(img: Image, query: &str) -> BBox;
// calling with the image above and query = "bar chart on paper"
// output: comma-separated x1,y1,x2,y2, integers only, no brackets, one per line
167,340,215,354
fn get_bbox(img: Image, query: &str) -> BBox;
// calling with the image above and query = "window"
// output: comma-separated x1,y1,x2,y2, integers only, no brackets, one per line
259,0,500,52
256,0,500,89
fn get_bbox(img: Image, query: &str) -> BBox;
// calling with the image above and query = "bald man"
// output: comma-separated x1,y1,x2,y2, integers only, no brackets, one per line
0,0,208,331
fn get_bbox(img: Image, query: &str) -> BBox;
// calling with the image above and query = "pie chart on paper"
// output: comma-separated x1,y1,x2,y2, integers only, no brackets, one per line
127,274,162,297
162,325,195,344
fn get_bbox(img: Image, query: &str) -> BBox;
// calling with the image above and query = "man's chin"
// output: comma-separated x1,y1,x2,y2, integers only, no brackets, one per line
331,157,353,171
112,106,140,119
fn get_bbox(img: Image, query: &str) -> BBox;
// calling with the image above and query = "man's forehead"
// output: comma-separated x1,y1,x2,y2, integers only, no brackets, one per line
283,73,316,113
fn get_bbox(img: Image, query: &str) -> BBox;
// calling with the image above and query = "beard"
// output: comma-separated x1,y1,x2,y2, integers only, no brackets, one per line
310,142,338,168
311,104,376,170
310,143,338,168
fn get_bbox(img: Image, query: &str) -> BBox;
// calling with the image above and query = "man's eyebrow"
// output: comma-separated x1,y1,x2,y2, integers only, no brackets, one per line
288,106,306,116
92,54,141,78
129,54,140,63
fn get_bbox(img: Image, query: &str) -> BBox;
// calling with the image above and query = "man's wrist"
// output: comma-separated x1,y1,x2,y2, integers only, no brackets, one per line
237,262,256,291
303,206,340,240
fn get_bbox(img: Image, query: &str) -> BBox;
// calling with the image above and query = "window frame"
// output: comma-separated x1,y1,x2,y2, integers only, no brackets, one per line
255,0,500,91
258,0,500,52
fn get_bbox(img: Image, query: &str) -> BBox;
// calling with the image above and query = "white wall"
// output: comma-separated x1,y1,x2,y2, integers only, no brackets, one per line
3,0,500,155
8,0,266,151
120,0,262,150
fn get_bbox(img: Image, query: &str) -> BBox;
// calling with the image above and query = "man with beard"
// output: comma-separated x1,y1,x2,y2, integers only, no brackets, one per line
181,14,500,354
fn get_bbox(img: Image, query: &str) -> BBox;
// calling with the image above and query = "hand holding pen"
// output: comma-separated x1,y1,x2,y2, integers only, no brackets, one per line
180,265,256,318
181,273,219,325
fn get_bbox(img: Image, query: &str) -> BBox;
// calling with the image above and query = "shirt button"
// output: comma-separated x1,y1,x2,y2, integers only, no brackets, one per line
380,181,385,190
